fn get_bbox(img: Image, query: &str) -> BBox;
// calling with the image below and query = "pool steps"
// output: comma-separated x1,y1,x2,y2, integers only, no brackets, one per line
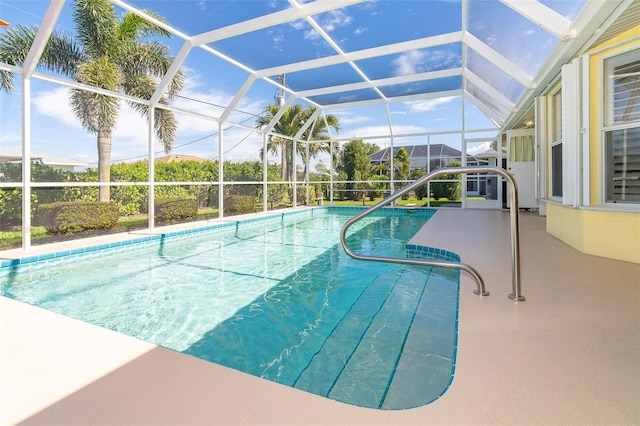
294,266,459,409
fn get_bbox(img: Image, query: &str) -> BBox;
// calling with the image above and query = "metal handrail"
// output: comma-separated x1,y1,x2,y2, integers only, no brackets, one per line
339,166,525,301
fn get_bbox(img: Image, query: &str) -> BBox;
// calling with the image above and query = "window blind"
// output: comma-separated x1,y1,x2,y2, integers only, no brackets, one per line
612,59,640,124
606,127,640,203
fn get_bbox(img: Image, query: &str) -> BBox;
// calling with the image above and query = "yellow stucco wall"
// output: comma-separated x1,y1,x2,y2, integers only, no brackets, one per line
543,25,640,265
546,203,584,250
547,204,640,264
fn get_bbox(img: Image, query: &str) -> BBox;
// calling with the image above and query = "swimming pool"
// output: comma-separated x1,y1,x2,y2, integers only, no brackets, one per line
0,207,461,409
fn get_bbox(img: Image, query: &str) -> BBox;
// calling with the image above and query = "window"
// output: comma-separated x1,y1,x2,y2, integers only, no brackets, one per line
551,143,563,197
605,128,640,202
604,49,640,204
550,89,563,197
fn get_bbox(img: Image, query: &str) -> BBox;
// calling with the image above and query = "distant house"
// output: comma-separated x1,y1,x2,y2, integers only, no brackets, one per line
142,154,210,164
0,147,87,171
369,144,475,171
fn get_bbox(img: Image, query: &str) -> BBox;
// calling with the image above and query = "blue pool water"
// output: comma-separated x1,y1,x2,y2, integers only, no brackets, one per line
0,207,461,409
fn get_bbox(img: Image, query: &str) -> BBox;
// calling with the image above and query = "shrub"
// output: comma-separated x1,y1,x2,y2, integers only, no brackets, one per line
296,185,316,205
224,195,255,214
430,181,461,201
155,198,198,222
36,202,119,234
431,160,461,201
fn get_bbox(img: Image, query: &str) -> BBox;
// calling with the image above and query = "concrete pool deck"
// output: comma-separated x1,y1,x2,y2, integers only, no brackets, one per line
1,208,639,425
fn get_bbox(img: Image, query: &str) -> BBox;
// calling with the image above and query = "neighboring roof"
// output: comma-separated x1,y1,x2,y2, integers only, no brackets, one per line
142,154,210,163
369,144,461,162
474,148,503,158
0,146,87,167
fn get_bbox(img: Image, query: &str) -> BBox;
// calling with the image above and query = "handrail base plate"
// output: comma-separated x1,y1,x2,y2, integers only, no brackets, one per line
508,293,526,301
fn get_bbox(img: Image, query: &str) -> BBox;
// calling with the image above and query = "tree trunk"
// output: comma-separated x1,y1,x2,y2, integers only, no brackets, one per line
280,148,287,181
97,130,112,202
286,142,293,182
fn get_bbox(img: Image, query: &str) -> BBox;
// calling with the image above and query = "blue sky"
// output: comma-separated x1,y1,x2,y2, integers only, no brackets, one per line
1,0,570,169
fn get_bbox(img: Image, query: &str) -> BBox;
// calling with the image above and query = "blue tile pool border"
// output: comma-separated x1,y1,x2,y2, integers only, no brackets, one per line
405,244,460,262
1,206,447,278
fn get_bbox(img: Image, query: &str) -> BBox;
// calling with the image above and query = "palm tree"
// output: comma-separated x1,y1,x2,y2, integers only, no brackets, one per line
0,0,183,201
394,146,411,182
301,113,341,176
256,104,340,181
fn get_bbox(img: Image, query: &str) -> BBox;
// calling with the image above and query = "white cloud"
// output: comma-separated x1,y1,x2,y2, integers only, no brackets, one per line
392,50,425,75
391,49,459,76
32,87,80,128
347,124,426,139
268,29,285,50
466,141,491,156
32,86,153,142
320,10,353,32
290,21,306,31
406,97,456,113
302,10,353,41
335,112,374,126
28,79,265,163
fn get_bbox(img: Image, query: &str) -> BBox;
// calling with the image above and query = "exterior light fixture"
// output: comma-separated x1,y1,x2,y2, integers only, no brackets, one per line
524,119,535,128
274,74,286,106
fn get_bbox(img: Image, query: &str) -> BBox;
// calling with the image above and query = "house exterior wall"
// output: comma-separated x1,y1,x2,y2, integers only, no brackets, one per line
546,203,639,264
542,25,640,264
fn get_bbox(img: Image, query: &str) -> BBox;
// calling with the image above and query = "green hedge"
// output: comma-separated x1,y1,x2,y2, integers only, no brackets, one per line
155,198,198,222
224,195,255,214
36,202,119,234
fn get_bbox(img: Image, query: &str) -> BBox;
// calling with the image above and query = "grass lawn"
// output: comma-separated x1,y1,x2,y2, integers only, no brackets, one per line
328,196,458,207
0,208,221,250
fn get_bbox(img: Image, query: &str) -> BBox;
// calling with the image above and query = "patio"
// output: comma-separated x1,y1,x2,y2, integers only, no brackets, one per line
2,208,638,425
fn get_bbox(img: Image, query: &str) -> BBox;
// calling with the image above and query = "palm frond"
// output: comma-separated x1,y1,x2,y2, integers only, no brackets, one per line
125,73,177,152
120,10,171,40
0,70,14,92
70,87,120,134
0,24,81,91
119,41,183,96
0,24,34,68
153,105,178,153
70,57,122,134
73,0,119,59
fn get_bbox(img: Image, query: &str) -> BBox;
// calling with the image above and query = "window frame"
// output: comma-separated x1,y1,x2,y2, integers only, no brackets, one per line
549,86,563,199
601,47,640,206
